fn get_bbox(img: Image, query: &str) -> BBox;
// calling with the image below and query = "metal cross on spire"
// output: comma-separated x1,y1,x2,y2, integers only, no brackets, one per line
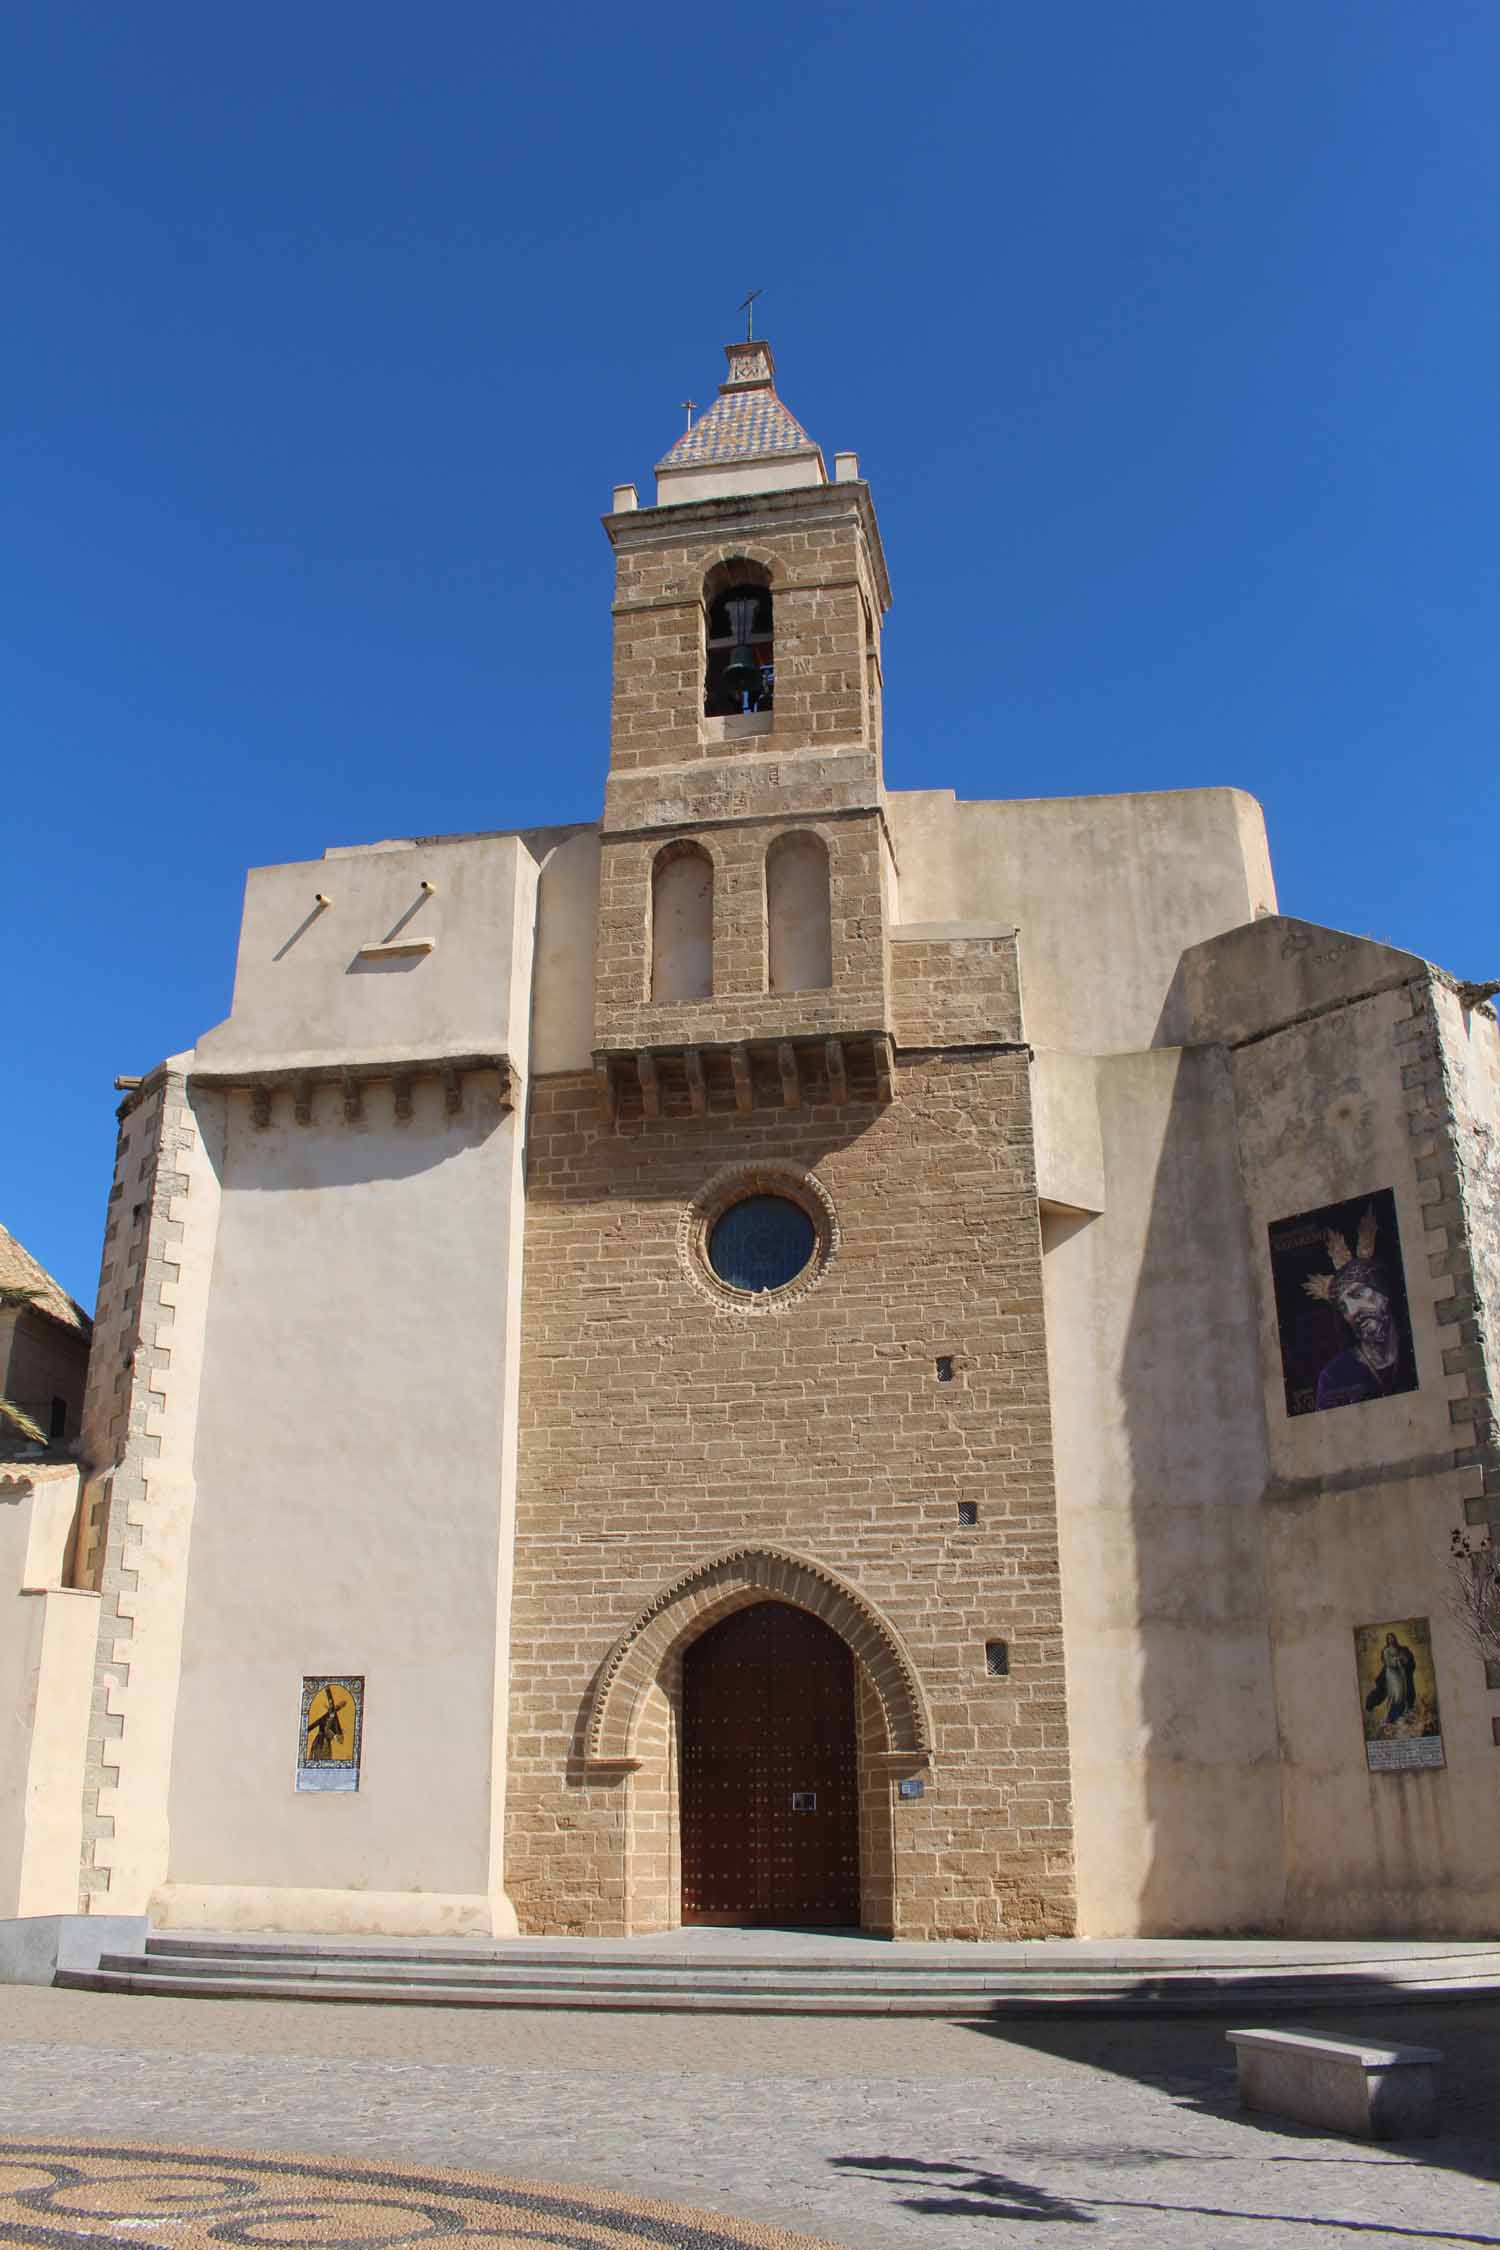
739,289,763,341
681,399,697,430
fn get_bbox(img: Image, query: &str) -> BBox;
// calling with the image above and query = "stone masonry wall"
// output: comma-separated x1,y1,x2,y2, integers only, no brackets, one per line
505,1051,1075,1941
76,1066,203,1904
1403,980,1500,1540
596,811,890,1053
891,932,1023,1051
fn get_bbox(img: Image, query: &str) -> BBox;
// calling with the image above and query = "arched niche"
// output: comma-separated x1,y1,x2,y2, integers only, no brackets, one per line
766,830,832,994
650,842,713,1003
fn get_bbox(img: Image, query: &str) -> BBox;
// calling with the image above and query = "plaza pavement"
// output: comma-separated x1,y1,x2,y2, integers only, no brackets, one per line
0,1981,1497,2247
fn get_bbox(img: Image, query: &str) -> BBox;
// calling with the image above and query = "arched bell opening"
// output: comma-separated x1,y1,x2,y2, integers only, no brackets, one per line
703,560,773,718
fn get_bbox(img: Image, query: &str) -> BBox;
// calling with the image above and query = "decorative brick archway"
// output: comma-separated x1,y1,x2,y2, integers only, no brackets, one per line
581,1547,929,1935
583,1545,931,1770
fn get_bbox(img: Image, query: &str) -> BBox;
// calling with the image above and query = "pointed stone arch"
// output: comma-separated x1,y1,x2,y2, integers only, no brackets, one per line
583,1544,932,1769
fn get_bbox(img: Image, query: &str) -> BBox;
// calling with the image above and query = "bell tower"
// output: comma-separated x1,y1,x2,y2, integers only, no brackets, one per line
594,338,895,1117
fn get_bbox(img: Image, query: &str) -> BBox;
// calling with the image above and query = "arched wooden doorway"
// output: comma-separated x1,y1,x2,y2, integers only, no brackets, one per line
681,1600,859,1927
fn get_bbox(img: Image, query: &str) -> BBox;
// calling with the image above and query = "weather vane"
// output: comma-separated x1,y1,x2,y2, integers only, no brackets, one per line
739,289,763,341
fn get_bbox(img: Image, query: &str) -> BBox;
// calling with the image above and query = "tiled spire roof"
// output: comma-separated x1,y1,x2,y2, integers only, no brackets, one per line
656,339,821,473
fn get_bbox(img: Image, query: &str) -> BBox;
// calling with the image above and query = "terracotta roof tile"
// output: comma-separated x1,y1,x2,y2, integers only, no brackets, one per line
0,1223,90,1334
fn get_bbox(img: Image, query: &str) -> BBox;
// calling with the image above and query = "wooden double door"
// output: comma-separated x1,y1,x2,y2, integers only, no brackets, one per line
681,1600,859,1927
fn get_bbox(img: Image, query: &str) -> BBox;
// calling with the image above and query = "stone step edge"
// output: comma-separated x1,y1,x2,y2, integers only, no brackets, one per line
58,1966,1500,2016
98,1950,1500,1997
137,1937,1500,1977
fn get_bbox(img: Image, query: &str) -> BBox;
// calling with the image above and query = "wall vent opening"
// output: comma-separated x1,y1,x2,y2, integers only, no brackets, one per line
985,1640,1010,1677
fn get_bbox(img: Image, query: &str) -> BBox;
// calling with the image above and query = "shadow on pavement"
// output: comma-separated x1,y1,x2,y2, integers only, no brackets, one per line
827,1989,1500,2237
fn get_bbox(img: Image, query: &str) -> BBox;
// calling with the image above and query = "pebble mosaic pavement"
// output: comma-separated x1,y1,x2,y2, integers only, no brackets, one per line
0,2141,841,2248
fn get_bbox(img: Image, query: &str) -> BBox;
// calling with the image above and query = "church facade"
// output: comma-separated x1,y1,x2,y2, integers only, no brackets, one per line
4,339,1499,1944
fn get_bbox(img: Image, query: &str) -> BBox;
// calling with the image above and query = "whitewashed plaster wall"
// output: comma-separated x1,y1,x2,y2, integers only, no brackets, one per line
1173,916,1500,1934
1234,991,1497,1932
1043,1049,1284,1936
0,1466,96,1917
160,1077,522,1935
151,830,537,1937
887,786,1275,1056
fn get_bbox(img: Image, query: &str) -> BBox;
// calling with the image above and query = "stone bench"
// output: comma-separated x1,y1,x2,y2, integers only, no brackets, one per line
1227,2027,1442,2139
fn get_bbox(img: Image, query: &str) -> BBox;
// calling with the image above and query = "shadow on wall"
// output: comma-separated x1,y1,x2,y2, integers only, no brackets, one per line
214,1075,511,1200
1113,1044,1284,1937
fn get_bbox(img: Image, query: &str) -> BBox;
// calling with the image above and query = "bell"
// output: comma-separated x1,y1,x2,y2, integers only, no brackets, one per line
722,595,763,703
724,643,762,699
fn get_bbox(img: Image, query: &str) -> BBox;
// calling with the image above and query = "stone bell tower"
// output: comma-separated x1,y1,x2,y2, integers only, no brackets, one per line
594,336,896,1115
504,336,1073,1944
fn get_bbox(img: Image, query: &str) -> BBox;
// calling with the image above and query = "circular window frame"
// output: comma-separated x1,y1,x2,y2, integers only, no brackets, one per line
680,1164,838,1314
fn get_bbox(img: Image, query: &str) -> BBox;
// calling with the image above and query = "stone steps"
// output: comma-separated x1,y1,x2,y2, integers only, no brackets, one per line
55,1935,1500,2019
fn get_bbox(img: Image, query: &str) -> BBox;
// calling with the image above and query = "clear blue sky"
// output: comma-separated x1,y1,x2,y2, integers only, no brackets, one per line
4,1,1497,1304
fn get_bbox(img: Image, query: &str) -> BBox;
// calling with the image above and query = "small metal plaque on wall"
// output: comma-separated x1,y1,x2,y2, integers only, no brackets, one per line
297,1675,364,1793
791,1791,816,1812
898,1777,925,1800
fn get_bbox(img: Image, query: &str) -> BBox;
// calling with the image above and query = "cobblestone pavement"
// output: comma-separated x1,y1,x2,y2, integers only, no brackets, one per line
0,1987,1496,2249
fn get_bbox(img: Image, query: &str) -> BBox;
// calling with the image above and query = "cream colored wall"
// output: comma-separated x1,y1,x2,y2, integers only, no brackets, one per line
196,833,533,1077
888,786,1276,1056
529,827,601,1076
159,1078,522,1934
156,830,536,1937
0,1466,97,1917
1044,1049,1284,1936
1032,1052,1105,1217
1229,979,1499,1932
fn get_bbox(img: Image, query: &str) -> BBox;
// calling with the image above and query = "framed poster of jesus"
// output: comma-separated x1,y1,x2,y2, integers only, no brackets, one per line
296,1675,364,1792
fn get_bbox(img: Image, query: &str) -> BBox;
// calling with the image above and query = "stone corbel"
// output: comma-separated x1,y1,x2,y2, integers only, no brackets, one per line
685,1048,707,1116
637,1050,661,1121
873,1034,895,1103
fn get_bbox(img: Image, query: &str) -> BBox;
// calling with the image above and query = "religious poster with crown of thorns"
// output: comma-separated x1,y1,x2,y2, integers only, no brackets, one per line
297,1675,364,1792
1267,1187,1419,1417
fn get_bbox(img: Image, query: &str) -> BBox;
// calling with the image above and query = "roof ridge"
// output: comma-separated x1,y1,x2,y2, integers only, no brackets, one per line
0,1222,91,1334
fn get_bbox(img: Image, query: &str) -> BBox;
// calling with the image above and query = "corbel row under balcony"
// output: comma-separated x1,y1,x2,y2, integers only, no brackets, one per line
594,1032,894,1124
189,1051,513,1129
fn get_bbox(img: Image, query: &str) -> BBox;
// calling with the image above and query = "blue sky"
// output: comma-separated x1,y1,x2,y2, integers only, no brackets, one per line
4,1,1497,1303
